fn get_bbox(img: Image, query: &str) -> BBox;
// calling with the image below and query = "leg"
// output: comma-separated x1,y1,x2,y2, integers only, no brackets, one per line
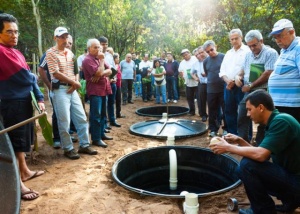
89,95,102,142
161,84,167,104
186,86,195,114
238,158,300,213
207,93,219,132
121,79,128,104
172,77,179,101
115,86,121,117
127,79,133,102
155,85,160,103
238,93,252,142
107,83,116,123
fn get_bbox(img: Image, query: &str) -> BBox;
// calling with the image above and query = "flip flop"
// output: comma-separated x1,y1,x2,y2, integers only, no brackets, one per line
21,189,39,200
22,170,45,182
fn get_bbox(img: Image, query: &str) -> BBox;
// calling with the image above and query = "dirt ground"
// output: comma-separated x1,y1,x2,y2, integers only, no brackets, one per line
20,95,300,214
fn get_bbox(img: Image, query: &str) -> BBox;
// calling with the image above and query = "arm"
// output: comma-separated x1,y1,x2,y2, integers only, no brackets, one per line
38,67,51,89
209,134,271,162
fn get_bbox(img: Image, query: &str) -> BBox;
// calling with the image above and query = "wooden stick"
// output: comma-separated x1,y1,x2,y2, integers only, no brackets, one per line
0,112,47,135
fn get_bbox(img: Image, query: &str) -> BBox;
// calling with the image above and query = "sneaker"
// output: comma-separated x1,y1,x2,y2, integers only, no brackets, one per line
173,100,177,103
222,130,228,136
53,140,61,149
209,131,217,137
201,115,207,122
167,99,170,103
64,149,80,160
78,146,98,155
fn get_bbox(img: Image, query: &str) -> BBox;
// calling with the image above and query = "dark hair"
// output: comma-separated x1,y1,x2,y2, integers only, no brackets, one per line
245,89,275,111
153,59,160,68
98,36,108,43
113,53,119,60
0,13,18,33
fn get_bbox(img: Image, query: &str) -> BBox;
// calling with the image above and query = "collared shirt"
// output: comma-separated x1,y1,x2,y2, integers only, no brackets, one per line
82,54,110,97
77,54,86,69
219,43,250,80
179,56,198,87
139,60,152,70
105,52,116,69
269,37,300,107
46,46,76,81
192,59,207,84
243,45,278,90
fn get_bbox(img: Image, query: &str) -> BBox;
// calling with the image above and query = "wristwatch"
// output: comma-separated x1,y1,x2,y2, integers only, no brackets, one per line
248,83,252,88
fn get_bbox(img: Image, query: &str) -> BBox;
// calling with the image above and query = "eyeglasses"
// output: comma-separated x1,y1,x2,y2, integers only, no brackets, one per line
206,48,214,54
247,42,260,49
272,31,290,41
3,30,20,36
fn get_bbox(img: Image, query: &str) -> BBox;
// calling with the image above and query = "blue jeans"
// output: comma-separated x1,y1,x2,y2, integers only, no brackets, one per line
52,86,90,151
155,84,167,104
89,95,106,141
224,84,244,135
107,83,116,123
166,76,178,100
238,158,300,213
134,74,142,96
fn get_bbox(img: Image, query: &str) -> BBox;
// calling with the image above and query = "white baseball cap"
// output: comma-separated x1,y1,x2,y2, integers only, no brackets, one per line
269,19,293,36
54,27,69,37
181,49,190,55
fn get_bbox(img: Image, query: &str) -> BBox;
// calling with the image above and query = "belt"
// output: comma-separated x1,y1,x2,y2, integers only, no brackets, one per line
60,83,70,86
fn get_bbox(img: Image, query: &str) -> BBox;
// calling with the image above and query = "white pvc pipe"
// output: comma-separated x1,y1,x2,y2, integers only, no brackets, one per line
169,149,178,190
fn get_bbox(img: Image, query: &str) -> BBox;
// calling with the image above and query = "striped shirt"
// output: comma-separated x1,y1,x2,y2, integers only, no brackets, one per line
269,37,300,107
243,45,278,90
46,46,76,81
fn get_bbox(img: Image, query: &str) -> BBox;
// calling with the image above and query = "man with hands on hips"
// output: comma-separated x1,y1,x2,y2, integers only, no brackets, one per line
209,90,300,214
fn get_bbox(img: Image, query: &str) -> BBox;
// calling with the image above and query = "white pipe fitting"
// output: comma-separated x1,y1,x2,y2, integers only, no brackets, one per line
169,149,178,190
183,193,199,214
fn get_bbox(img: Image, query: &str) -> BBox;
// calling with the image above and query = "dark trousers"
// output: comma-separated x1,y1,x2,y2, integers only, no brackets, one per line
142,80,152,100
196,83,207,117
115,86,121,117
224,84,244,135
276,106,300,123
107,83,116,123
238,158,300,213
121,79,133,103
186,86,197,114
207,92,226,132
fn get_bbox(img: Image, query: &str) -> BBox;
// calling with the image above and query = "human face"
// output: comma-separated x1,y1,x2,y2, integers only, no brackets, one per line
88,41,101,57
246,38,263,56
0,22,18,47
155,61,160,67
132,53,136,60
196,48,207,61
166,54,173,62
55,33,69,50
66,35,73,49
126,54,132,62
246,100,263,124
229,32,242,50
272,28,295,49
182,52,191,61
205,45,217,57
114,57,120,64
100,41,108,52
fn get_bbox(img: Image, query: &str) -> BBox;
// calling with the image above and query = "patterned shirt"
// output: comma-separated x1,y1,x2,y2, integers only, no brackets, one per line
242,45,278,90
268,37,300,107
46,46,76,82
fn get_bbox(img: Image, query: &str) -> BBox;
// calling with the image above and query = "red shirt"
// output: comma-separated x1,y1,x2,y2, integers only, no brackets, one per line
82,54,111,97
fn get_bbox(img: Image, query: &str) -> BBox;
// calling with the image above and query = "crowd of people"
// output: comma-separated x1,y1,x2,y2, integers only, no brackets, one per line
1,12,300,213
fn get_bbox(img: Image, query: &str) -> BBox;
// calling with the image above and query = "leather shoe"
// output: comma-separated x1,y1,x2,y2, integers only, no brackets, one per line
202,115,207,122
110,122,121,127
92,140,107,148
117,114,126,118
104,129,110,133
102,134,113,140
106,126,112,130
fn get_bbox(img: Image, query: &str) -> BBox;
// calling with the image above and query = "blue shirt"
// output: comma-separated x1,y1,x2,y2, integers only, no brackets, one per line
120,60,135,80
268,37,300,107
243,45,278,90
192,60,207,84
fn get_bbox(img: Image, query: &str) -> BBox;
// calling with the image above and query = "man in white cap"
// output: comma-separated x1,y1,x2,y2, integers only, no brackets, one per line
268,19,300,123
178,48,198,115
46,27,97,160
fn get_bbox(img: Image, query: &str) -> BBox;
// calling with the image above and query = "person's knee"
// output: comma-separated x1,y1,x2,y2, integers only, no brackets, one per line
238,157,259,179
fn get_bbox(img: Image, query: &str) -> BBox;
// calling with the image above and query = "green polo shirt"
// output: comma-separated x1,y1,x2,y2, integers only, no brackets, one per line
260,110,300,178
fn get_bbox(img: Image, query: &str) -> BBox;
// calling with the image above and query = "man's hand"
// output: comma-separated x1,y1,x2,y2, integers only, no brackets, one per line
209,137,231,155
38,102,46,112
226,80,235,90
242,85,251,93
67,81,81,94
97,52,105,60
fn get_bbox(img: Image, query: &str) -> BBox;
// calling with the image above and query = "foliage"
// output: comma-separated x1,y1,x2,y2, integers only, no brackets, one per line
1,0,299,59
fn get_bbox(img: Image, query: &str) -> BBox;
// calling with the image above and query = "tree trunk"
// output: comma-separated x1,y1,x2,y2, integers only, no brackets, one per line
31,0,42,57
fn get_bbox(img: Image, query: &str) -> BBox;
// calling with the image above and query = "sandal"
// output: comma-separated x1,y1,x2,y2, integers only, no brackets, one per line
21,189,39,200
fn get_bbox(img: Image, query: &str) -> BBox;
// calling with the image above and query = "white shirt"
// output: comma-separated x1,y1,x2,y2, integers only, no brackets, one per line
219,43,250,80
77,54,86,69
179,56,198,87
192,60,207,84
139,60,152,70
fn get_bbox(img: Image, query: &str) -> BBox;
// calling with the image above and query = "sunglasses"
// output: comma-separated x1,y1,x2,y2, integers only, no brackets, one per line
206,48,214,54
